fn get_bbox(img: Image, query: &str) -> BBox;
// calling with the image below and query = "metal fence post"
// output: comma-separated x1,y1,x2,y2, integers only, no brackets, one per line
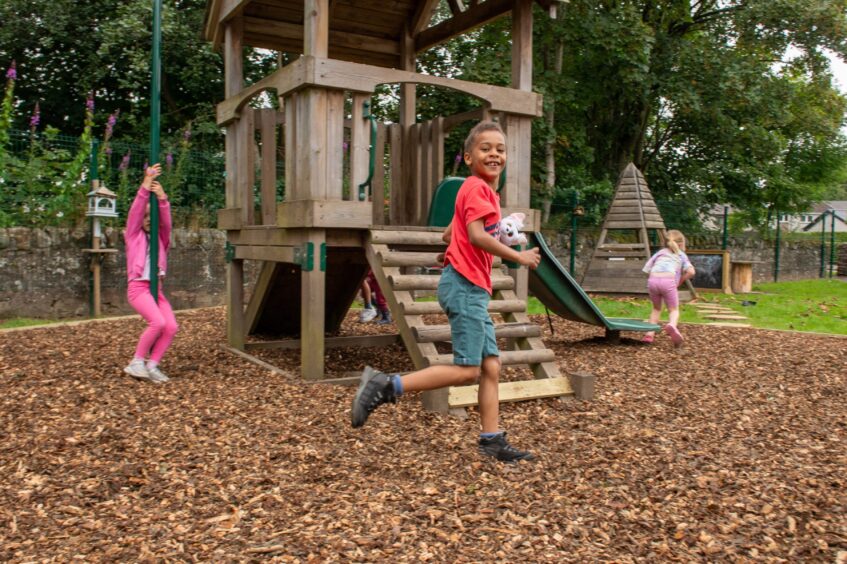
148,0,162,303
820,210,827,278
831,211,837,278
570,190,578,276
773,210,780,282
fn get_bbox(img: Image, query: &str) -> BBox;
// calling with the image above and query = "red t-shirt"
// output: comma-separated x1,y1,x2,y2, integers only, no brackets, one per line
444,176,501,294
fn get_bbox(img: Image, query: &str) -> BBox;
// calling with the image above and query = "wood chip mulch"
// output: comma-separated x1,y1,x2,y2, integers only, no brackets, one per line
1,307,845,562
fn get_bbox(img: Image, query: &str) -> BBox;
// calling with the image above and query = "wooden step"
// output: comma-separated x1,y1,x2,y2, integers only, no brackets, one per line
426,349,556,367
370,230,446,246
377,250,502,268
412,322,542,343
400,299,526,315
448,377,574,408
389,273,514,291
705,314,748,320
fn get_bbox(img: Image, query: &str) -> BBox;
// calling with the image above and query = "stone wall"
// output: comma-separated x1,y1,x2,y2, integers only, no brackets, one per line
0,227,230,319
1,227,839,320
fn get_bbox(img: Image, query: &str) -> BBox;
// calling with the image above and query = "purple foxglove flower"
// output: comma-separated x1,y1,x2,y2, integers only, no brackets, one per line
86,93,95,113
105,147,113,155
30,103,40,129
5,61,15,80
105,111,119,137
343,141,349,151
454,152,462,164
183,128,191,141
166,152,173,167
119,150,132,172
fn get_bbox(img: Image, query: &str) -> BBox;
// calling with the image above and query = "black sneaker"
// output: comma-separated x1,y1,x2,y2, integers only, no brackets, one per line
351,366,396,428
478,432,535,463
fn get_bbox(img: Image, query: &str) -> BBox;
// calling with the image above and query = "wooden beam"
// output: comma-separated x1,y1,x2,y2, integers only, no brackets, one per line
448,377,573,408
446,0,466,16
413,322,541,343
245,334,402,351
304,0,329,57
234,245,295,263
512,0,533,91
217,57,542,125
277,200,372,229
301,229,326,380
416,0,514,53
243,17,398,56
259,109,278,225
411,0,441,35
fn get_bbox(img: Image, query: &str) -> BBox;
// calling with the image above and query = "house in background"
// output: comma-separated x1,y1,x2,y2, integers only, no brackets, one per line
800,201,847,233
702,201,847,233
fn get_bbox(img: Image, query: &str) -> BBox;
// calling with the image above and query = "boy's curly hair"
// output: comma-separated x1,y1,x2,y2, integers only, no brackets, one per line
463,121,506,154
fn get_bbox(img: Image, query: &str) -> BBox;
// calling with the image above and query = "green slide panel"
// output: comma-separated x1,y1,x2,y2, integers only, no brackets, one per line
527,233,659,333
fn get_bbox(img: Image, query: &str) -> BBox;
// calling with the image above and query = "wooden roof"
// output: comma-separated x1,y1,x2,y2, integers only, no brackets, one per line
601,163,666,230
204,0,560,68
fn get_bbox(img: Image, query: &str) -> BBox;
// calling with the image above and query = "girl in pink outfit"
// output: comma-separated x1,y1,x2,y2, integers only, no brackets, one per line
123,164,178,383
641,229,695,347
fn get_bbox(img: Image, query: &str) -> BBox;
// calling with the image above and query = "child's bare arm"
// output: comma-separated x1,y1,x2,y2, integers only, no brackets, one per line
467,219,540,269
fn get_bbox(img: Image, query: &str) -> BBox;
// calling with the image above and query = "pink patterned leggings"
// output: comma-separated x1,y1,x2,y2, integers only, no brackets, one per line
647,276,680,310
127,280,179,363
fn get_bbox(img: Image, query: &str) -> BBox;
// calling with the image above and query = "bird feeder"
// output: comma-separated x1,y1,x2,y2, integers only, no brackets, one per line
84,182,119,316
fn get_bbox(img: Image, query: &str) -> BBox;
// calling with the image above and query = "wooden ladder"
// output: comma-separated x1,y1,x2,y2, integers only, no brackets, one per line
365,228,574,413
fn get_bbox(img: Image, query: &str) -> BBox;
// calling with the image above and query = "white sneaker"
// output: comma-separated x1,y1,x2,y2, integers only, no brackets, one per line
359,307,378,323
146,366,170,383
124,360,152,381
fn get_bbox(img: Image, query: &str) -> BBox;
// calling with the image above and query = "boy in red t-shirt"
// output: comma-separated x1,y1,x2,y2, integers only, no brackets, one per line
350,121,541,462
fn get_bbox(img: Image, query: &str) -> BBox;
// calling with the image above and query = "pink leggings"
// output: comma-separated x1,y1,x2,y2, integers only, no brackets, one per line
128,280,179,363
647,277,680,309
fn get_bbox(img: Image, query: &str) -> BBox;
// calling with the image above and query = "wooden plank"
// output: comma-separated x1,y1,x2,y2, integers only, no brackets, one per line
430,116,445,212
426,348,556,367
284,92,298,200
401,298,525,315
372,123,387,224
227,259,246,349
411,0,440,34
415,0,513,53
447,377,573,408
371,229,446,245
388,123,404,225
605,221,665,229
217,208,243,230
245,333,402,350
511,0,533,91
495,288,561,380
227,226,362,248
413,322,541,343
301,229,326,380
350,93,371,202
224,18,243,209
304,0,328,57
259,108,278,225
244,261,276,333
389,273,514,291
419,120,432,225
237,106,256,225
379,251,501,268
234,245,295,263
277,199,372,228
326,90,345,200
405,123,422,225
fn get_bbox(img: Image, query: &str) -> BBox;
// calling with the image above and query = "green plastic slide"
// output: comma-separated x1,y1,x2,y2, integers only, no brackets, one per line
527,232,659,334
427,176,658,335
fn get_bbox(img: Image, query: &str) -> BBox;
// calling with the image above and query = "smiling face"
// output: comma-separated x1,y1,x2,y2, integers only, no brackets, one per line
464,129,507,188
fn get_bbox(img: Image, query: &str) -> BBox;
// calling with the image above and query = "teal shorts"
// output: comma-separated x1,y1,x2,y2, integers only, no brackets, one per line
437,265,499,366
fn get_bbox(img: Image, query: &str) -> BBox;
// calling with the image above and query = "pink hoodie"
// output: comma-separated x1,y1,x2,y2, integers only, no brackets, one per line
124,186,171,281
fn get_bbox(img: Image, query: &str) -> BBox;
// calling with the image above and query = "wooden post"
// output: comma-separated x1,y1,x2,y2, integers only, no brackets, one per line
259,108,277,225
351,93,371,201
399,24,416,226
506,0,534,301
301,230,326,380
224,18,245,349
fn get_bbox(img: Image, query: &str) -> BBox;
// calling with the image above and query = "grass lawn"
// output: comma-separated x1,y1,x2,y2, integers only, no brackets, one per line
524,279,846,335
0,317,61,330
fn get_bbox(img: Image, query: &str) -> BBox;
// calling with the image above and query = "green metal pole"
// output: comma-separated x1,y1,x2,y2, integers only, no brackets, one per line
830,211,837,278
570,190,578,276
149,0,162,302
88,140,99,317
820,211,827,278
773,210,780,282
721,205,729,250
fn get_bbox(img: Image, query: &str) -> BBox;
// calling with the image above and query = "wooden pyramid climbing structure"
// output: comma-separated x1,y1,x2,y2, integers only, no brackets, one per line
580,163,667,294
